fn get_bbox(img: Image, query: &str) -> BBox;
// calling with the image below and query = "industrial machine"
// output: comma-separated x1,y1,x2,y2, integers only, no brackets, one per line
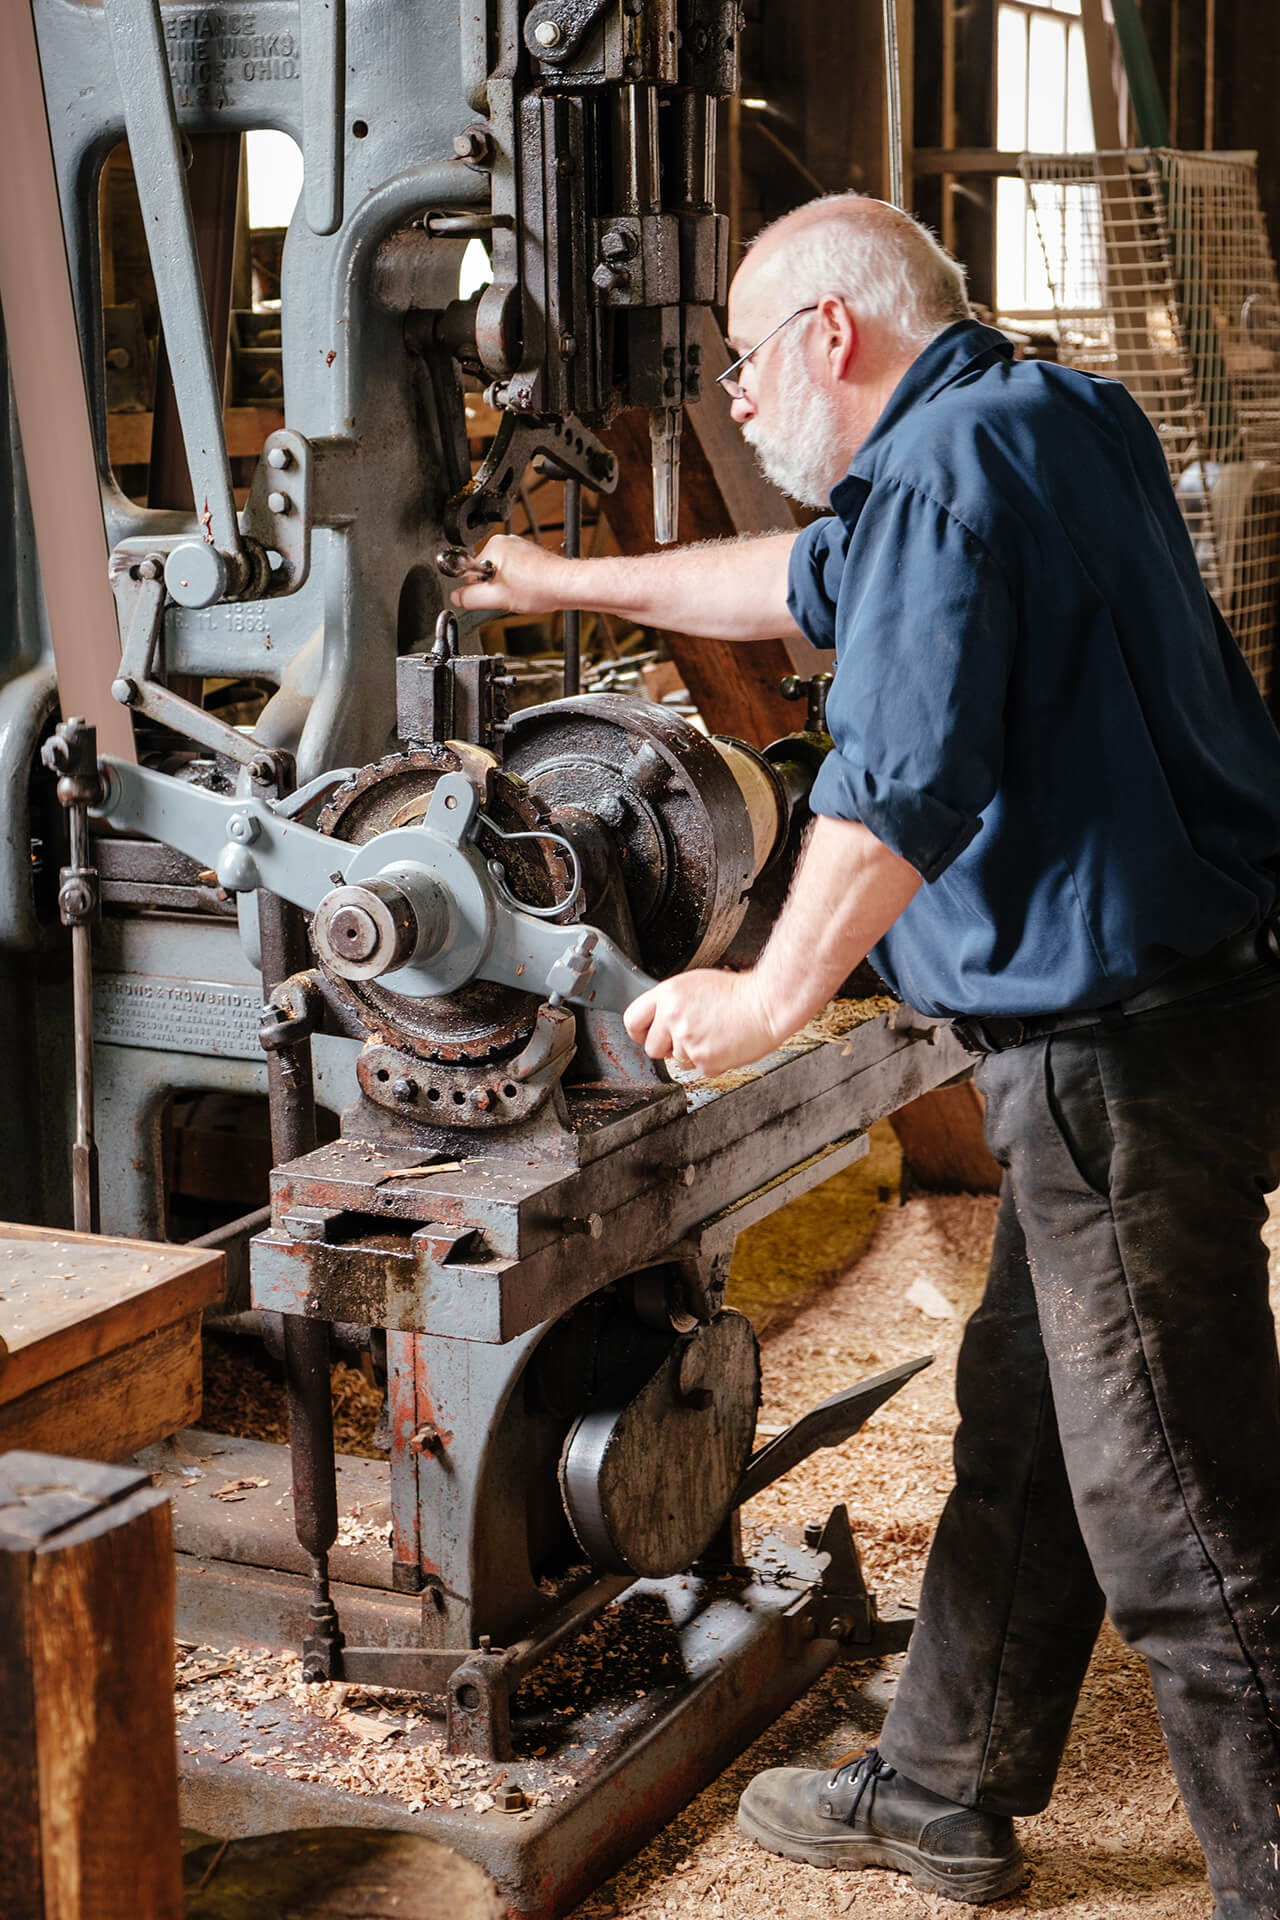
3,0,974,1910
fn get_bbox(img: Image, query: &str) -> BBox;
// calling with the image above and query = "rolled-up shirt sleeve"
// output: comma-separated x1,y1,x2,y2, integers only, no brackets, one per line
799,478,1017,883
786,513,853,650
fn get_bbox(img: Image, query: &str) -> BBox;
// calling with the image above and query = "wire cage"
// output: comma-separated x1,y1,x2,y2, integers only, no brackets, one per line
1018,149,1280,696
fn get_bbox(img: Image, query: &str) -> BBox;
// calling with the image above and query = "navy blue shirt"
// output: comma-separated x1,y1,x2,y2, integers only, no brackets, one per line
787,319,1280,1018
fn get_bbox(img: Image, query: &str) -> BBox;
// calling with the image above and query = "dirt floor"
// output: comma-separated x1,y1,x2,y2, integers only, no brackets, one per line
580,1158,1240,1920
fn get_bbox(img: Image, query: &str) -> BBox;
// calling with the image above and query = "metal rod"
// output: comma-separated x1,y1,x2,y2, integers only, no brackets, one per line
68,803,99,1236
253,753,343,1681
102,0,243,557
882,0,905,209
563,477,581,696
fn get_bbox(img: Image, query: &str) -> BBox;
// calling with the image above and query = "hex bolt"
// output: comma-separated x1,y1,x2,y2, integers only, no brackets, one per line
266,444,291,470
409,1423,443,1457
533,18,562,46
601,226,638,263
803,1519,825,1550
225,811,260,845
267,490,291,515
592,263,629,294
453,127,491,162
498,1785,528,1813
391,1076,417,1103
111,676,138,706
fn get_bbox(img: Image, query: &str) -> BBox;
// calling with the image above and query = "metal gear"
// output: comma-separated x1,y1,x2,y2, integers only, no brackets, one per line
316,743,575,1063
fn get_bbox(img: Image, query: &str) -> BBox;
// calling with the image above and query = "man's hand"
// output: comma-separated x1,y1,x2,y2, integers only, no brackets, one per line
624,968,782,1079
449,534,572,616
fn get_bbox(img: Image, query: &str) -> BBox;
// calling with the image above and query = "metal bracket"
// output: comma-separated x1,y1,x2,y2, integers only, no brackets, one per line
522,0,613,63
445,410,617,545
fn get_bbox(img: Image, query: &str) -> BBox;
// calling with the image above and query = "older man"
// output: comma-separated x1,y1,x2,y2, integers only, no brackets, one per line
453,196,1280,1916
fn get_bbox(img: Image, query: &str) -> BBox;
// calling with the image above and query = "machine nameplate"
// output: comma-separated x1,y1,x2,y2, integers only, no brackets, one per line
93,972,263,1060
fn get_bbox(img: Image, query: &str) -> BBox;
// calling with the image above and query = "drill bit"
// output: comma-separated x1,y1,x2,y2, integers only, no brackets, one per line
650,406,682,545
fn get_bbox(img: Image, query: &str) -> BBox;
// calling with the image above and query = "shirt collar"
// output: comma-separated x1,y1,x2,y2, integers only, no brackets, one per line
829,319,1014,516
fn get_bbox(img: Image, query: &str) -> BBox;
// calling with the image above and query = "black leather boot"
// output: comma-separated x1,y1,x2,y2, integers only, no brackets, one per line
737,1747,1027,1903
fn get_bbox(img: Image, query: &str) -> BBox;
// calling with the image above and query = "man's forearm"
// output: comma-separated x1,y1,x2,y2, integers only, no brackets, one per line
453,529,804,644
754,816,923,1037
622,815,922,1078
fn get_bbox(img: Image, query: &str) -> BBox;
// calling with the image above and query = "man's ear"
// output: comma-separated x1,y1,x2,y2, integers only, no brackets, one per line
817,293,857,382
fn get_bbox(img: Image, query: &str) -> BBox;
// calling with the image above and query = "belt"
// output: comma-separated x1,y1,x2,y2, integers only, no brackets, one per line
950,916,1280,1056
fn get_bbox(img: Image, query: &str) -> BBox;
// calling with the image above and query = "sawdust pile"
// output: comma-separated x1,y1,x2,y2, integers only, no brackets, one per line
175,1645,567,1815
583,1184,1223,1920
201,1339,386,1457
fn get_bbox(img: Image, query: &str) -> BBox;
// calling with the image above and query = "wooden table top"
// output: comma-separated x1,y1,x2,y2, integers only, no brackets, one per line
0,1223,223,1406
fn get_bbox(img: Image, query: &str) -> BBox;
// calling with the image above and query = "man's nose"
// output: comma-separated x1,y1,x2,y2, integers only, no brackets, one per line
729,389,756,426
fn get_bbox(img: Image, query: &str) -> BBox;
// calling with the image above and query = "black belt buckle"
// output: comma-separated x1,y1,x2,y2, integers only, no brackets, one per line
950,1015,1026,1054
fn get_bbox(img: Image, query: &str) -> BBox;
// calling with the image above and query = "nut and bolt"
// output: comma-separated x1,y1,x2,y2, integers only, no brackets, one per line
498,1785,528,1813
59,878,94,921
267,490,291,515
111,676,138,706
803,1519,825,1550
266,444,292,470
601,226,638,263
453,127,491,162
533,18,562,47
327,904,380,961
409,1423,444,1456
225,811,260,845
391,1076,417,1103
592,263,629,293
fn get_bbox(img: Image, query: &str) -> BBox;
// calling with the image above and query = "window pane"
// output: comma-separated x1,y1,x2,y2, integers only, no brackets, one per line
997,5,1029,151
996,175,1030,309
246,130,303,230
1027,14,1069,151
1065,23,1095,150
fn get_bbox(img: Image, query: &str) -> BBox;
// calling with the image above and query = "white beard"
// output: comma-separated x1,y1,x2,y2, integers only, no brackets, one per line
741,331,849,510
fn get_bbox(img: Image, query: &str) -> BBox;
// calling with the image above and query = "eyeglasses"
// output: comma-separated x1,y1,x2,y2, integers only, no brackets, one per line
716,304,819,398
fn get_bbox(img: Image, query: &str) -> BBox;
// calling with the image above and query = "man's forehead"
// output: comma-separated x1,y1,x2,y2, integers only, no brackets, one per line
726,261,778,347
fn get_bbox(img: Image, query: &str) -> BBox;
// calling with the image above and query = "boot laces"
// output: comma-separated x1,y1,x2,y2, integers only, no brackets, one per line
827,1745,897,1823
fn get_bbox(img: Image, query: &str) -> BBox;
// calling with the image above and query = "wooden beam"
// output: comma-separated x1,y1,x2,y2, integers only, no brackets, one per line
0,1452,183,1920
0,4,134,757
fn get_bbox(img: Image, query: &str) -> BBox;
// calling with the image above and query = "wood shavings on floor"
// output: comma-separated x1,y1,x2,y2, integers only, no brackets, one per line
580,1185,1227,1920
174,1645,566,1815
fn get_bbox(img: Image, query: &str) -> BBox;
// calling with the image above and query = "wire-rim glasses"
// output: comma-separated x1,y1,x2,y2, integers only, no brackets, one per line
716,303,819,397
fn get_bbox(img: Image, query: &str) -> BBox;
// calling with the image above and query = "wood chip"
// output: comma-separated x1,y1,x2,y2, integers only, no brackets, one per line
211,1476,269,1500
373,1161,466,1184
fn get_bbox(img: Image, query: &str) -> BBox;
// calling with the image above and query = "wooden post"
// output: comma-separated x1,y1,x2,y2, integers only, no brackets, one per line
0,1452,183,1920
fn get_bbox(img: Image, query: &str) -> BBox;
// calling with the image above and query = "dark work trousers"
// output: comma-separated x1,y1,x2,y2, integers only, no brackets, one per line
876,966,1280,1919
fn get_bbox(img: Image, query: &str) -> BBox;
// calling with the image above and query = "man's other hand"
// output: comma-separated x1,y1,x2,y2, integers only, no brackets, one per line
449,534,569,615
624,969,782,1079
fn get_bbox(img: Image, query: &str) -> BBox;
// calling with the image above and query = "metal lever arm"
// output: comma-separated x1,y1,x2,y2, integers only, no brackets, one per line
92,758,657,1014
102,0,251,601
733,1355,933,1508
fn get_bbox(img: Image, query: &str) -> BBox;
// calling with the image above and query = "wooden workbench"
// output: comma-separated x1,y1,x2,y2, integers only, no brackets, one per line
0,1224,223,1461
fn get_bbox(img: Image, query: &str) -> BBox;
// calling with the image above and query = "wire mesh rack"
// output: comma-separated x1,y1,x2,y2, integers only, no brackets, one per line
1018,149,1280,695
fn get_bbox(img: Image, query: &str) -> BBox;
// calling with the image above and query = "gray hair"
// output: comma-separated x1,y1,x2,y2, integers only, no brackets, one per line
747,195,971,355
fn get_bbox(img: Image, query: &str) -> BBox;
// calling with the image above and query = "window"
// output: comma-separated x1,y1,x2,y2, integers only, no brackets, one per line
995,0,1097,315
